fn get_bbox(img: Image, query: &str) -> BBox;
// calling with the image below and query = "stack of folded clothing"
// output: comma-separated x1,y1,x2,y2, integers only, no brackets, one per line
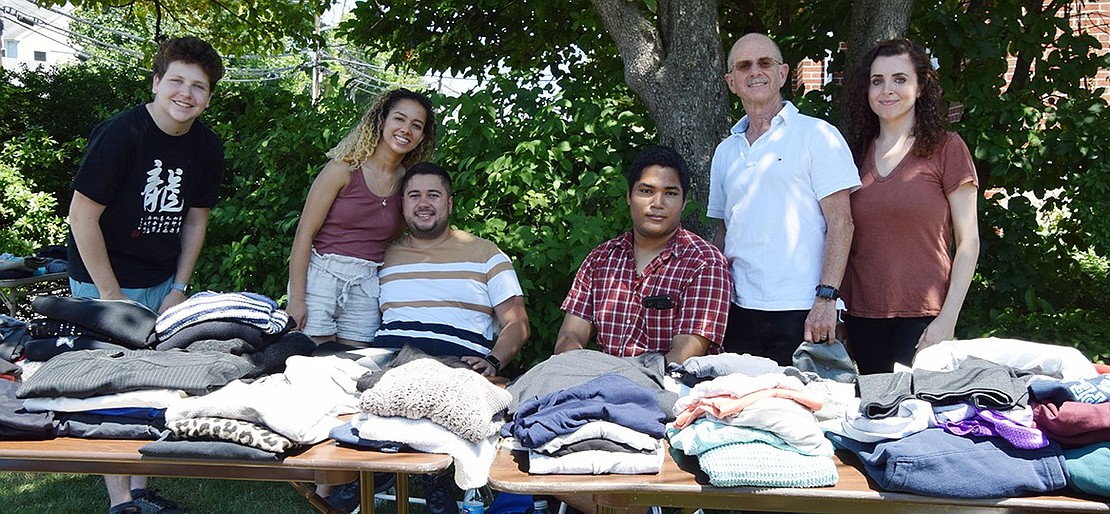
154,291,290,349
505,349,677,418
667,372,837,488
0,378,55,439
23,294,313,379
156,354,370,460
14,347,257,443
502,373,667,475
671,351,857,422
825,352,1072,498
25,389,182,440
8,292,324,460
142,417,299,462
356,358,511,488
1029,373,1110,497
28,296,160,353
0,252,67,280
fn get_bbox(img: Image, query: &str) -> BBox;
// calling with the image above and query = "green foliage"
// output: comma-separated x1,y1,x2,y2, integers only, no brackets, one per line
195,77,362,299
0,64,147,215
912,0,1110,357
341,0,617,82
434,74,655,369
0,155,67,256
0,67,90,253
48,0,330,57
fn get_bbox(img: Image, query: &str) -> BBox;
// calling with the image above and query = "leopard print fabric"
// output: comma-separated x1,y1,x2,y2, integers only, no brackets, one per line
167,417,295,453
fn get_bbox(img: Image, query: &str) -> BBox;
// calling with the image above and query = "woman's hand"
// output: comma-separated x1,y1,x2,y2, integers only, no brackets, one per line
287,300,308,331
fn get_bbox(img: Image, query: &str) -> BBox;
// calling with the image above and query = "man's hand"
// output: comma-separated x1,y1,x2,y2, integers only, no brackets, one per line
554,313,593,354
803,299,837,343
461,356,497,377
158,288,187,314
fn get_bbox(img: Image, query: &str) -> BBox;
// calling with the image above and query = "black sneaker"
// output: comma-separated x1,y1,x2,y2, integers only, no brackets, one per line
131,488,184,514
108,502,142,514
420,471,459,514
325,474,398,513
325,480,361,513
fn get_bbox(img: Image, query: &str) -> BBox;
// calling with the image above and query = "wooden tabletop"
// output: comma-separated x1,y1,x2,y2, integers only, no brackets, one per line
0,437,452,482
488,446,1110,513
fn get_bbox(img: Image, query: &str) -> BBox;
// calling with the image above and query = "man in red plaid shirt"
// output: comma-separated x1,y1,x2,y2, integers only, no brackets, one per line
554,146,732,364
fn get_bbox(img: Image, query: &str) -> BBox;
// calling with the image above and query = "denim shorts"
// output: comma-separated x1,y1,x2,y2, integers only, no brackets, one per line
301,249,382,343
69,277,172,312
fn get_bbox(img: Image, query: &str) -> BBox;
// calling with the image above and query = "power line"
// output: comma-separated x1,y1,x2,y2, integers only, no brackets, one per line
45,5,145,43
3,7,143,58
4,5,479,94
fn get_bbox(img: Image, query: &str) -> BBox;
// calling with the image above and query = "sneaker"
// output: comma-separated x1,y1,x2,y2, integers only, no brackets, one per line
131,488,184,514
108,502,142,514
421,471,459,514
325,480,361,513
325,474,398,513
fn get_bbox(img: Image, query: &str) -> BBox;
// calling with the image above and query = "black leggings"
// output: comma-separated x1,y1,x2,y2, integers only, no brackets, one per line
844,315,934,375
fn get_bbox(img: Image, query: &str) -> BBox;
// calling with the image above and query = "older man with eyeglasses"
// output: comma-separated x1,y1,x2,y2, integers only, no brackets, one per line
708,33,861,366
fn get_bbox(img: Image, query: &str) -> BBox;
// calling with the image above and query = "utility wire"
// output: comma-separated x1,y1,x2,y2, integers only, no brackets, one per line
45,5,145,42
5,6,477,92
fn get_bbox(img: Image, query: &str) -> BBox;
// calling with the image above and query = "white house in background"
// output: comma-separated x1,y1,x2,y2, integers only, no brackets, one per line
1,0,81,71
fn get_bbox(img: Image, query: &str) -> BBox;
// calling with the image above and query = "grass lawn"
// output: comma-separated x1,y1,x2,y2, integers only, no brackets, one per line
0,472,412,513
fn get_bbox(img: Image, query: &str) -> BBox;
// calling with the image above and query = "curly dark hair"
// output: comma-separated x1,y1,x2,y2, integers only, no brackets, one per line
840,38,946,165
327,88,437,168
152,37,224,91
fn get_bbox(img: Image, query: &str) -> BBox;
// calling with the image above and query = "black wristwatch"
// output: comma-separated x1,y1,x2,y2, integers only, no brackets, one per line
815,284,840,301
483,354,502,371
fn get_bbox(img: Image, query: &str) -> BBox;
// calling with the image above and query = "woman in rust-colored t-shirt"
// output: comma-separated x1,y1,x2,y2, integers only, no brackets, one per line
839,39,980,374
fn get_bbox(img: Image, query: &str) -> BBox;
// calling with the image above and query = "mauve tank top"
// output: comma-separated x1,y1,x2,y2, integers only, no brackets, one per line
312,165,403,262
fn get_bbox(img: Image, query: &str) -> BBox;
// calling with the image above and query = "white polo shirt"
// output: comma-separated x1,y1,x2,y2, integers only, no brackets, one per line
707,102,860,311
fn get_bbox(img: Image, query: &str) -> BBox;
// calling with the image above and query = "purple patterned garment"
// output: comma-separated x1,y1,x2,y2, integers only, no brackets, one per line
937,403,1049,450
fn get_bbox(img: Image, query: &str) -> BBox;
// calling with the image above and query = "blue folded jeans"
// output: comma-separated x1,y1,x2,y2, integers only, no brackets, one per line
827,428,1068,498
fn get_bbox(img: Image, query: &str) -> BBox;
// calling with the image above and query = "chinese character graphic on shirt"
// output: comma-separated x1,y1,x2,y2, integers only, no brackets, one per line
141,159,185,213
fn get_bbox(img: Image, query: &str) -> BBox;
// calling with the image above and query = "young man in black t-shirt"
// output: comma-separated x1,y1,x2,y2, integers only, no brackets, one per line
66,36,224,514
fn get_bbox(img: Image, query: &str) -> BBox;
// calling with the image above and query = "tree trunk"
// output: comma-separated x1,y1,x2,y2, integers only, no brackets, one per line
590,0,731,238
844,0,915,73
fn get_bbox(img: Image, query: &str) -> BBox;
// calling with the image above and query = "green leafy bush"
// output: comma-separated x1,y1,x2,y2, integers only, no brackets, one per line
0,65,147,216
194,78,362,298
0,157,67,256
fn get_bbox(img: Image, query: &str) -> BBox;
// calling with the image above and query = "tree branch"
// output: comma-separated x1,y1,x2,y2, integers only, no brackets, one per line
589,0,662,91
1006,0,1045,93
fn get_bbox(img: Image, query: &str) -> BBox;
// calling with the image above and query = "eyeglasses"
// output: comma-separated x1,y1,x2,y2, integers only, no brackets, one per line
731,57,782,73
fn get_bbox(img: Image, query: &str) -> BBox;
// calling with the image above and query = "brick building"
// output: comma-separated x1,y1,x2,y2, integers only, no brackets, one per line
792,1,1110,101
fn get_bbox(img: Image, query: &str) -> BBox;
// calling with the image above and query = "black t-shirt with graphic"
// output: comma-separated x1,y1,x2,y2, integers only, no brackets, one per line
68,105,224,288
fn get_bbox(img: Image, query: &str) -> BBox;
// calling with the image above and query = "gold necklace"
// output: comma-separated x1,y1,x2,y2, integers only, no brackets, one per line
363,162,398,207
381,181,397,207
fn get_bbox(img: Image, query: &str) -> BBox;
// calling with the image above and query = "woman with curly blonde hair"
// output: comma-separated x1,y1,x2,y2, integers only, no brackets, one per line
288,88,436,347
839,39,980,374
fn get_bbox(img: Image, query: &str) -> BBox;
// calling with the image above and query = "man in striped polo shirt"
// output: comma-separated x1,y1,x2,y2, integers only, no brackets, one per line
374,162,530,377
